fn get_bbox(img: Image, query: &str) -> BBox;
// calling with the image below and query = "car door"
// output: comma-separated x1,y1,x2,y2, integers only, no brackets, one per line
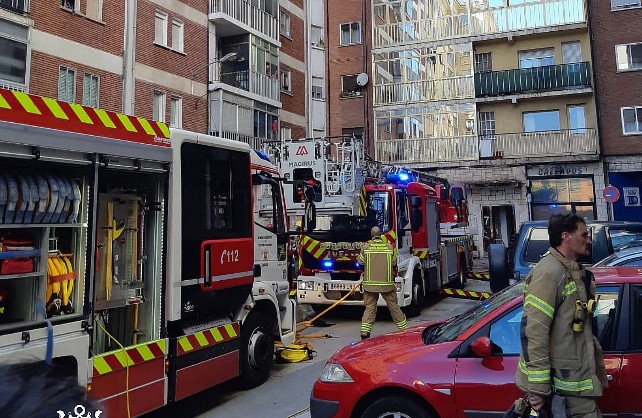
617,284,642,416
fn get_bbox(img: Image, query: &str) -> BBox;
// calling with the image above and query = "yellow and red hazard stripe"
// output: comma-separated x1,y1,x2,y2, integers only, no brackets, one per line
0,88,170,147
412,248,429,259
468,271,490,281
176,322,240,356
440,288,492,300
92,339,166,377
299,235,329,260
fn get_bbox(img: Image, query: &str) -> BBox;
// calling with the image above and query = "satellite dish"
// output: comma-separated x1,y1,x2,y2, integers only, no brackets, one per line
356,73,369,87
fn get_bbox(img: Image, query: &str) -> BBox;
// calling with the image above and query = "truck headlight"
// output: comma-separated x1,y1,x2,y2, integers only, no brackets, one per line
298,280,315,290
319,363,354,383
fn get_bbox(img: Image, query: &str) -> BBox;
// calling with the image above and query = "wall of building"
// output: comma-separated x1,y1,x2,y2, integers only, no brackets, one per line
280,0,307,140
589,0,642,156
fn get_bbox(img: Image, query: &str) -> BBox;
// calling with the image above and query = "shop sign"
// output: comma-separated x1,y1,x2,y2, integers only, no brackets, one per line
533,165,586,177
624,187,641,207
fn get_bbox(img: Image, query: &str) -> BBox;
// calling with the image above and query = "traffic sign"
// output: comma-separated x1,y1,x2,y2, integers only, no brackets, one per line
603,185,620,203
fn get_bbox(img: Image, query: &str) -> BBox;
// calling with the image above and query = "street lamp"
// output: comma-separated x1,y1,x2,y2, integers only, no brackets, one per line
219,52,238,63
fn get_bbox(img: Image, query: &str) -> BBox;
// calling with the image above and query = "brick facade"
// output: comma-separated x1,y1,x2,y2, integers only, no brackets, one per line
589,0,642,156
280,2,306,138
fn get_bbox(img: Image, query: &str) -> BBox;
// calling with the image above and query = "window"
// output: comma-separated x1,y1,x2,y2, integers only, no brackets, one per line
342,127,363,140
519,48,555,69
340,22,361,46
170,96,182,128
311,25,324,47
621,106,642,135
82,73,99,108
490,308,522,355
523,110,560,132
154,11,168,46
281,126,291,141
594,286,621,351
0,18,29,90
62,0,77,12
562,41,582,64
0,0,27,13
86,0,103,21
530,178,596,221
58,66,76,103
616,43,642,71
633,285,642,350
280,70,291,93
312,76,324,99
474,52,492,73
611,0,641,9
478,111,495,138
280,11,290,37
153,91,166,122
171,19,184,52
568,105,586,134
340,74,362,98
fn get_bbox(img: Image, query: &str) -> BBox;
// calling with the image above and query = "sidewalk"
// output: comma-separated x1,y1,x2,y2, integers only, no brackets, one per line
472,256,488,273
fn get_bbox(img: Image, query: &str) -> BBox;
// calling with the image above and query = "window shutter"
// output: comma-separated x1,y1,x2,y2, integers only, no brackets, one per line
562,42,582,64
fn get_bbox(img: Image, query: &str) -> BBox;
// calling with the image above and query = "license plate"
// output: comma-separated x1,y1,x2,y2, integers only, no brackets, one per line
328,282,358,291
428,259,437,268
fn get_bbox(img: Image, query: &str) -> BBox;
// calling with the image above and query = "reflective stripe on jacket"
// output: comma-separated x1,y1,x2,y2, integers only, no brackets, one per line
357,237,397,293
516,247,608,398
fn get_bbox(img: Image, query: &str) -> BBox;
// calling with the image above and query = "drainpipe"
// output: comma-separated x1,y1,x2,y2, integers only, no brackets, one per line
122,0,137,115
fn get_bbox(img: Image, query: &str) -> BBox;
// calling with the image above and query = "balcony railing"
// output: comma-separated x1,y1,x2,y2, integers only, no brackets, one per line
0,0,27,13
475,62,591,97
251,70,280,102
373,0,585,48
212,130,269,150
375,136,479,164
220,70,250,91
210,0,278,40
480,128,598,159
374,76,474,105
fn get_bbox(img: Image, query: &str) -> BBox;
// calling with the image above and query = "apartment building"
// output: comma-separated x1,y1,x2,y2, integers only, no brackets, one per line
590,0,642,221
306,0,326,138
0,0,209,132
325,0,372,149
371,0,607,254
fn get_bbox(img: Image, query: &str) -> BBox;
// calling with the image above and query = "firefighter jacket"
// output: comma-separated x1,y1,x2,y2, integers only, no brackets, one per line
516,247,608,398
357,237,397,293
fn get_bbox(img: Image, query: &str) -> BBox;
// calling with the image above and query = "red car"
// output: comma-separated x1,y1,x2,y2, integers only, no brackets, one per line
310,267,642,418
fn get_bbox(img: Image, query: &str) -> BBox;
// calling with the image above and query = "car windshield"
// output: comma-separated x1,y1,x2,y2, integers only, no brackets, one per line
610,228,642,251
429,283,524,344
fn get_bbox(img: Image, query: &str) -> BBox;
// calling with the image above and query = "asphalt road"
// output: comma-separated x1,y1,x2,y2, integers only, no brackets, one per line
143,276,491,418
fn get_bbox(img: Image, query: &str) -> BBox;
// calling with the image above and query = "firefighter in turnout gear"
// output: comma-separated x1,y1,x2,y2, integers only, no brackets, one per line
516,214,608,417
357,226,407,339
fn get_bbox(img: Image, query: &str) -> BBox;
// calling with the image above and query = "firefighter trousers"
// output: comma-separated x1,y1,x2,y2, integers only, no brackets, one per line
553,396,601,418
360,290,407,337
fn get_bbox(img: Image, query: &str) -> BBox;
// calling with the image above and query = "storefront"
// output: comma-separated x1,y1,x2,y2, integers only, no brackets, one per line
607,171,642,222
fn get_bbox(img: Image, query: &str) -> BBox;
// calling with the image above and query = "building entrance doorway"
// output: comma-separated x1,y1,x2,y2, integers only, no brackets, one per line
482,205,516,254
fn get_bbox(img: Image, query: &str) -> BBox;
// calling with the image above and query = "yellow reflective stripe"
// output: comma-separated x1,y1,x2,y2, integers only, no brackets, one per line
69,103,94,124
524,294,555,319
156,339,166,354
117,113,137,132
553,377,594,392
137,117,157,136
157,121,170,138
13,91,41,114
137,344,155,362
42,97,68,119
562,282,577,298
114,350,133,367
519,361,550,382
94,108,117,128
178,336,193,352
195,331,209,347
210,327,224,342
0,92,10,109
93,357,111,375
224,323,238,338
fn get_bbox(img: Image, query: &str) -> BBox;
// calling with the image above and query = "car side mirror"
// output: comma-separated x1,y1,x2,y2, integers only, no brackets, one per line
471,336,493,358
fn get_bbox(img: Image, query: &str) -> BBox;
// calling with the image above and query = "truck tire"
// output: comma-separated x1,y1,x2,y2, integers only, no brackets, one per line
454,260,467,290
489,243,509,293
237,311,275,389
403,270,424,318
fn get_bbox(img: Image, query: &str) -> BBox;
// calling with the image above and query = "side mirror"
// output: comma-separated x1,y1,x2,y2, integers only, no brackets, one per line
471,336,493,358
450,186,465,207
410,207,423,232
409,195,422,208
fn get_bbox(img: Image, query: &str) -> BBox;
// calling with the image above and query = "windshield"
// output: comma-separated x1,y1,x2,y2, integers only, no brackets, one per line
365,191,393,233
609,227,642,251
252,173,286,234
429,283,524,344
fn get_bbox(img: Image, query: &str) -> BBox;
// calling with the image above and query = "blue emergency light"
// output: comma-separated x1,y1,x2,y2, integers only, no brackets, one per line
322,260,334,269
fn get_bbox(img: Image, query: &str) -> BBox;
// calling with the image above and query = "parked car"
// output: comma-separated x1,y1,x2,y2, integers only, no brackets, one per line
594,244,642,267
309,267,642,418
489,220,642,292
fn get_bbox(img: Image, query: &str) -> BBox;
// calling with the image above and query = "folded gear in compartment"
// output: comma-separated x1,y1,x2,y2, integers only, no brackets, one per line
46,255,76,317
0,239,39,275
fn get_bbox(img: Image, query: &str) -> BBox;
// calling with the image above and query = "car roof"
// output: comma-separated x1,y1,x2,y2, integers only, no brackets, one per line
521,220,642,228
590,266,642,284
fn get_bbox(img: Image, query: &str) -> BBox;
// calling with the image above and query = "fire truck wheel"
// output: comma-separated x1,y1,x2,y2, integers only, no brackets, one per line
361,395,433,418
489,243,508,293
237,311,275,389
454,261,467,289
403,270,424,318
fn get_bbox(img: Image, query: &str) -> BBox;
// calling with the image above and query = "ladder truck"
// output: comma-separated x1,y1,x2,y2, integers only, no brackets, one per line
0,88,295,418
268,136,473,316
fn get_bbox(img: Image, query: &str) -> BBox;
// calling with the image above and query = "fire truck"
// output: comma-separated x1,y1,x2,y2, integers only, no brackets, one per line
267,136,473,315
0,88,295,417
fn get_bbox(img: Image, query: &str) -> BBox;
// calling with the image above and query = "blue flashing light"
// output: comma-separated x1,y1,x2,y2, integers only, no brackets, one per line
354,261,360,269
253,149,272,163
322,260,334,269
551,204,558,209
398,172,409,182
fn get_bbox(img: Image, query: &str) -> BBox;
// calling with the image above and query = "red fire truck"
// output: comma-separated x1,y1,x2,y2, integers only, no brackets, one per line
268,137,473,316
0,88,295,417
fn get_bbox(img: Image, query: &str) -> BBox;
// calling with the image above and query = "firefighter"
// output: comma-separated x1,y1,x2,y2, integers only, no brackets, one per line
357,226,407,339
516,214,608,417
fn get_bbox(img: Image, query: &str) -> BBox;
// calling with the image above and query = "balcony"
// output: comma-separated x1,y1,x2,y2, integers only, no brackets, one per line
0,0,27,13
475,62,591,98
373,0,585,48
374,76,474,106
375,136,479,164
212,130,270,150
479,128,598,159
217,69,279,102
209,0,278,41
